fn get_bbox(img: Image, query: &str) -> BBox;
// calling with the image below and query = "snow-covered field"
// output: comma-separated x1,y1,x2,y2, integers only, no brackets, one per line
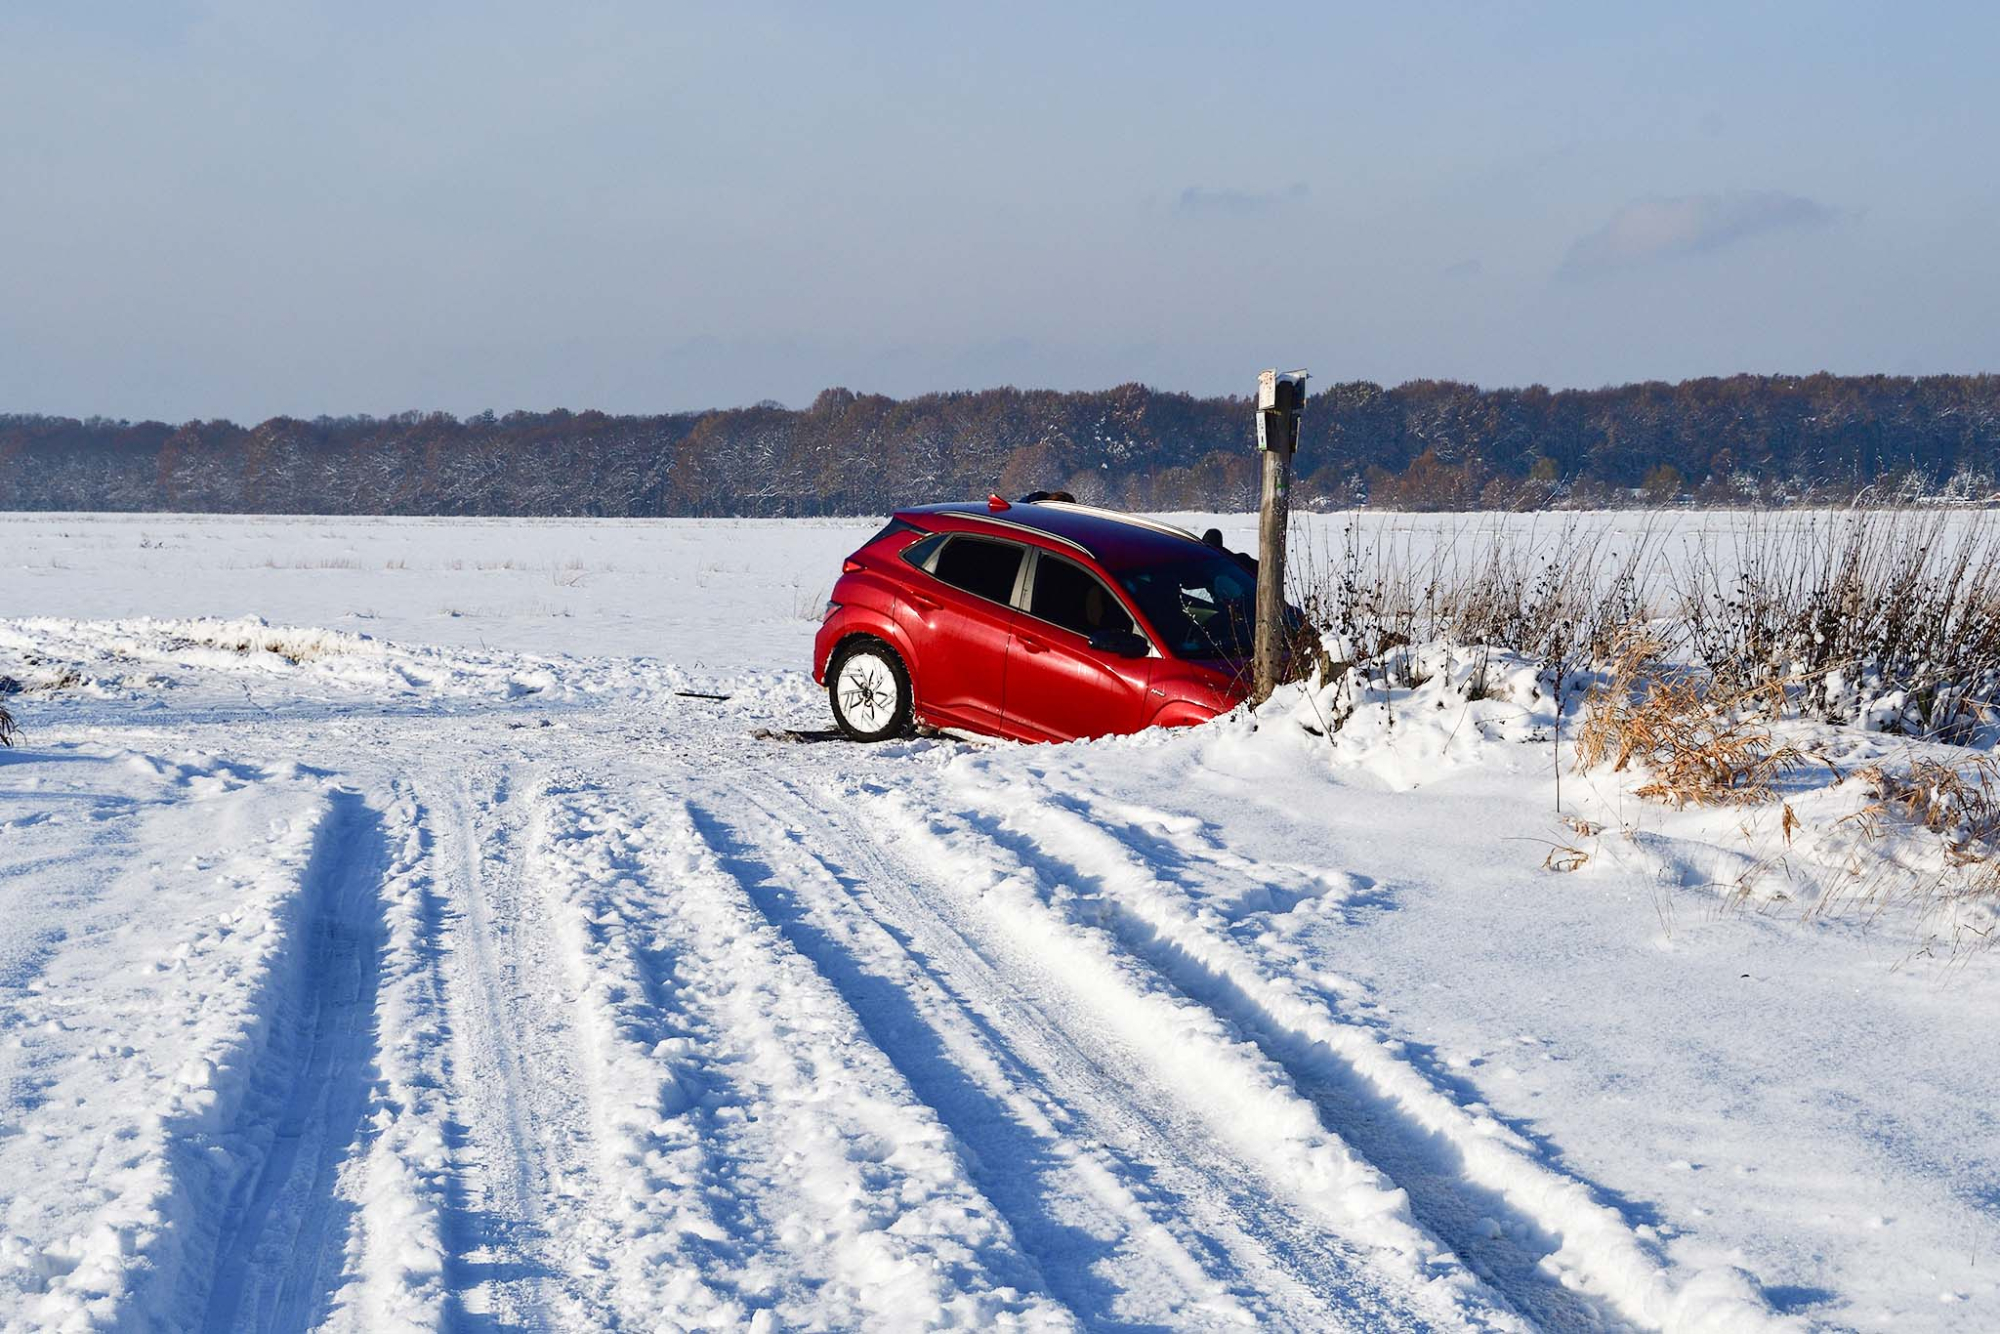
3,511,1995,1332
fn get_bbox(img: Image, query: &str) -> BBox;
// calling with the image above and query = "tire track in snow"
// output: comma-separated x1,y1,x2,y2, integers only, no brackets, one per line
684,785,1260,1331
812,775,1519,1332
951,792,1618,1332
533,775,1074,1330
199,790,385,1332
428,767,595,1328
942,764,1791,1334
526,775,773,1329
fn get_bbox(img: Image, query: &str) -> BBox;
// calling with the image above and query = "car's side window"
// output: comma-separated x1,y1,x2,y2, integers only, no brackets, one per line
1029,554,1136,639
900,532,946,570
930,536,1025,605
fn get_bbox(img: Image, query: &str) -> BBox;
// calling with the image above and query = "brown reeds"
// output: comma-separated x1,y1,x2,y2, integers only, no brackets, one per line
1850,758,2000,868
1575,626,1808,807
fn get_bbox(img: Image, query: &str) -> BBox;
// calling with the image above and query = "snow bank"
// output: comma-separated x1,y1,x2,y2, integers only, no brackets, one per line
0,615,721,708
1299,643,1564,791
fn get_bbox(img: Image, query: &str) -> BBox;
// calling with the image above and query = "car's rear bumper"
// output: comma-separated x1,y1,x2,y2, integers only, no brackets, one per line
811,619,836,685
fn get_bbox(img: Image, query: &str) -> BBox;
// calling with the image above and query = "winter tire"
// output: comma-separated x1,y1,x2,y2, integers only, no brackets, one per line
828,638,914,741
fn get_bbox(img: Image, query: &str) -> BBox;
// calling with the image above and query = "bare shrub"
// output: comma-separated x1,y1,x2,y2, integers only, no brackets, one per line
1575,626,1808,808
0,700,17,747
1293,510,2000,747
1679,510,2000,740
1290,517,1666,771
1292,517,1665,675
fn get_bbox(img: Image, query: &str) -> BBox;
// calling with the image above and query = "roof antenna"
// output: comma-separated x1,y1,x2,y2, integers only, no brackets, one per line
987,493,1011,511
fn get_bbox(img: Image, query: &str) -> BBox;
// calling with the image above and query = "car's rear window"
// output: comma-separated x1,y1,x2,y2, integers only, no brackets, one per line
900,532,946,570
931,536,1023,605
1029,555,1134,639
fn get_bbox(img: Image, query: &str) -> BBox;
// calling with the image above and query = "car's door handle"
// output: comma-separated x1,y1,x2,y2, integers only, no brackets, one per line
1017,634,1047,654
907,590,941,611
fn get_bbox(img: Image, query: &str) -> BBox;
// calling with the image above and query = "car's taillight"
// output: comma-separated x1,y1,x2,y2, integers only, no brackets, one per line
821,601,841,623
842,558,864,573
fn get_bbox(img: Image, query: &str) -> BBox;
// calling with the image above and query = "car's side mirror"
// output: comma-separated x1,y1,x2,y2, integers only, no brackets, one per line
1088,628,1150,658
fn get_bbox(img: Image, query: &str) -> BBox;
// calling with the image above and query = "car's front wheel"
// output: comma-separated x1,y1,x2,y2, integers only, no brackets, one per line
828,638,914,741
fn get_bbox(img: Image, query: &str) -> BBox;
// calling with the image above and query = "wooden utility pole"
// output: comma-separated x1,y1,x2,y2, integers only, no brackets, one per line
1251,368,1307,703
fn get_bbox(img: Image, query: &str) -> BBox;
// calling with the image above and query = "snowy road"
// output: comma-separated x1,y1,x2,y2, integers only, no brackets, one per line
23,703,1520,1330
5,519,1998,1332
0,657,1761,1331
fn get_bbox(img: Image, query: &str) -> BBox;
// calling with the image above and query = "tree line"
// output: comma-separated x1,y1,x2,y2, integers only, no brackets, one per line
4,373,1998,516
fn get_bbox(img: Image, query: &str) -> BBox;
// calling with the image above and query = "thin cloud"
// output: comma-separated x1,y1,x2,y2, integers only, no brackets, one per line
1175,182,1309,218
1560,190,1838,277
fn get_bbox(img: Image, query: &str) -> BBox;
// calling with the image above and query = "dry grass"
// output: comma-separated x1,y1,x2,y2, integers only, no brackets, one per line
1849,758,2000,870
790,580,832,621
1576,626,1809,807
1537,819,1603,873
162,629,336,666
2,663,84,693
1542,844,1590,872
1281,515,2000,947
1810,757,2000,951
253,555,362,570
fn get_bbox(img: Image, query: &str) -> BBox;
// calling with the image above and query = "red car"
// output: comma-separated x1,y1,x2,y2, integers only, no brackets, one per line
813,497,1258,743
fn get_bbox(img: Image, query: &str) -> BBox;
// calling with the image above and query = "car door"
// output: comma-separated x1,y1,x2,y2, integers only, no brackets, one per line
1004,549,1154,741
892,533,1025,730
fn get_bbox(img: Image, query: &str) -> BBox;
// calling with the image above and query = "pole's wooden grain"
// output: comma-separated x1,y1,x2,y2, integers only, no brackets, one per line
1252,410,1293,703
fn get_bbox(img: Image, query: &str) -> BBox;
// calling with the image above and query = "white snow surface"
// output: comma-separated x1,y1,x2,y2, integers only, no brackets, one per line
3,511,1996,1332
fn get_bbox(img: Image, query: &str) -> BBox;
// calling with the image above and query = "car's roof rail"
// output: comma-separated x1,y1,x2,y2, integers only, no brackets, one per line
900,499,1214,562
1029,500,1208,547
948,512,1096,558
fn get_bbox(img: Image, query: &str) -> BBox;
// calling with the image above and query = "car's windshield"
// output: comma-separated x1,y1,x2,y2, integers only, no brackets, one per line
1117,554,1257,659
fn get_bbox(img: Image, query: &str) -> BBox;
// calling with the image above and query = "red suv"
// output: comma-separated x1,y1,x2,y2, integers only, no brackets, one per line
813,498,1258,743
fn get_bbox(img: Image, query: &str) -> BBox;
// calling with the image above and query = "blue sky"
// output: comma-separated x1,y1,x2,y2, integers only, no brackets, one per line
2,1,1995,419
